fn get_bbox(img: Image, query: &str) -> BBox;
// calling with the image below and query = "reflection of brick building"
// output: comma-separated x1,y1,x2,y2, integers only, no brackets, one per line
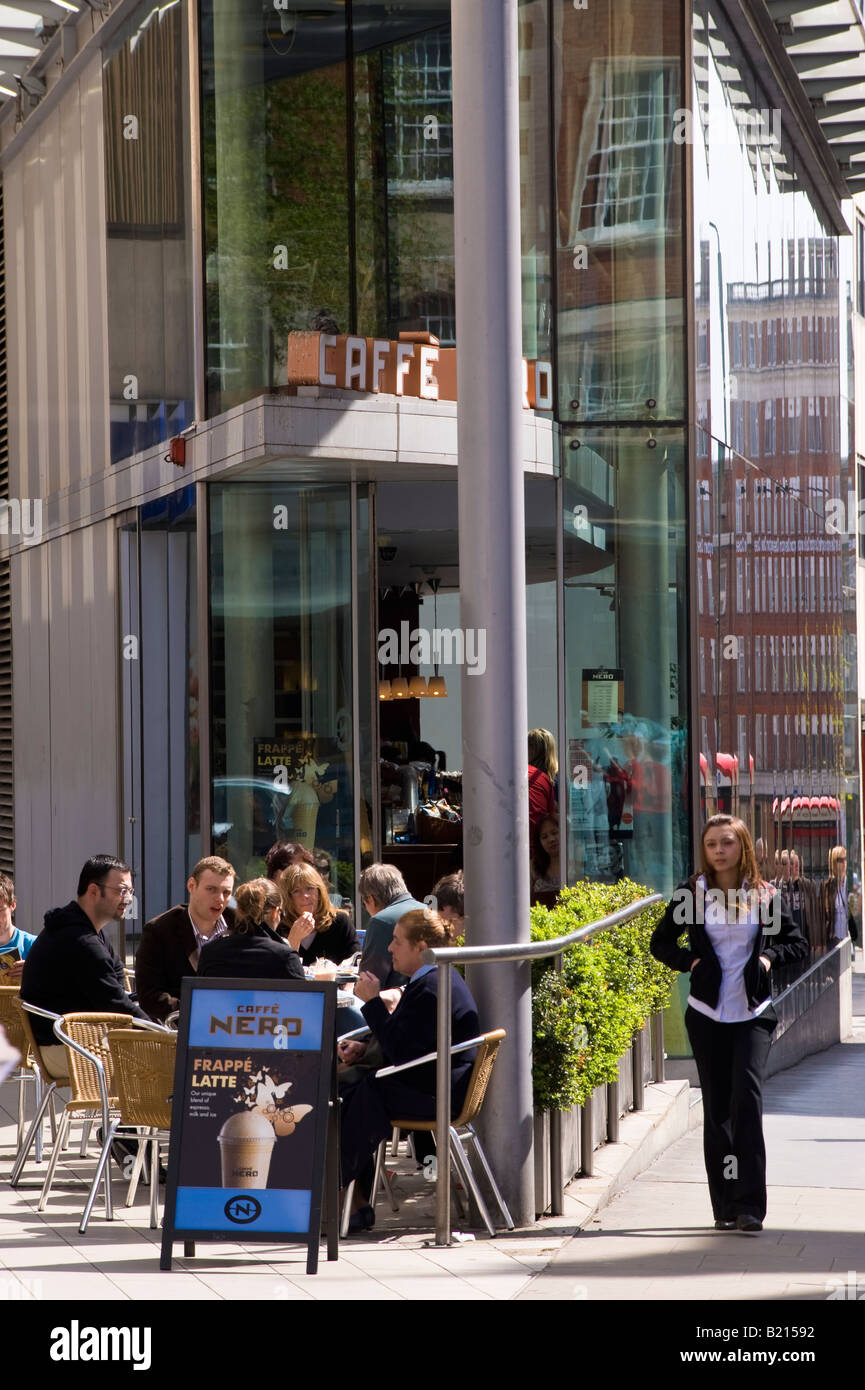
695,237,851,874
554,0,684,418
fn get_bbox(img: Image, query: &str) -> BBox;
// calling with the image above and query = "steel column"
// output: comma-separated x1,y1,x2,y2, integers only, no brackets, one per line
452,0,534,1229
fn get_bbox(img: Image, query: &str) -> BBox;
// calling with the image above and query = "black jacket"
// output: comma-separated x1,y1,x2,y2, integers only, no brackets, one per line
361,968,479,1099
280,910,358,969
650,875,808,1014
197,925,305,980
21,901,149,1046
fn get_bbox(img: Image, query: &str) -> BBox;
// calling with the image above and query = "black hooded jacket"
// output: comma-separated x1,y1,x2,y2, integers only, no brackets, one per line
20,901,149,1046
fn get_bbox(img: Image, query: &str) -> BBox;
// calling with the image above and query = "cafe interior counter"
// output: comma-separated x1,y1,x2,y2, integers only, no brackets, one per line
381,843,460,904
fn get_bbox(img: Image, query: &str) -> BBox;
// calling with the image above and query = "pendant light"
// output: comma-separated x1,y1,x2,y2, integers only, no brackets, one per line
427,577,448,698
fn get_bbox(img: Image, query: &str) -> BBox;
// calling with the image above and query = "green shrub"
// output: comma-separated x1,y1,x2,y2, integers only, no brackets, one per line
530,878,675,1110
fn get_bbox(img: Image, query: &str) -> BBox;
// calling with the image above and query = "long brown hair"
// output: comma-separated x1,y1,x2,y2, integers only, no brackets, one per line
699,814,762,891
279,863,336,932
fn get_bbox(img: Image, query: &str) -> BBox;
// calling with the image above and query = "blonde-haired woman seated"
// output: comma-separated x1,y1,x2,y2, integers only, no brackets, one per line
278,863,359,968
198,879,304,980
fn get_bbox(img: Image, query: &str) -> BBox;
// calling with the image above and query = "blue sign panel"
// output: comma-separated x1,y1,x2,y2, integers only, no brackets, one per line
188,987,325,1051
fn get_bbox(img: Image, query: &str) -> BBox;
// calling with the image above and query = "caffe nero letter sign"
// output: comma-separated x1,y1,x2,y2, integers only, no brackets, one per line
287,330,554,410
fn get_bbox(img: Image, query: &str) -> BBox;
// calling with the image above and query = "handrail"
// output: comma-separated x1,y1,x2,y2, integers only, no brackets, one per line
422,892,664,1246
421,894,664,966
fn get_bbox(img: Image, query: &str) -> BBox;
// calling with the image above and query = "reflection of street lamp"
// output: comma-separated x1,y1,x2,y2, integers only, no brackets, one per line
706,220,728,446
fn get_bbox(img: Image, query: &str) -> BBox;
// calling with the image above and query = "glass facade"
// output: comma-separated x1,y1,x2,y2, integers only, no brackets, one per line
552,0,690,906
693,0,859,911
103,1,857,963
103,1,194,463
562,429,690,898
200,0,552,415
552,0,686,422
209,483,370,904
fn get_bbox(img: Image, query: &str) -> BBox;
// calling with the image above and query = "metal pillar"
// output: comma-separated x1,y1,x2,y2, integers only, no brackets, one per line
452,0,535,1228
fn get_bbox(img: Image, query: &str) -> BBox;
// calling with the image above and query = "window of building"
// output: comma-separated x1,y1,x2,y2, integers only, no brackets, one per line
731,322,743,368
749,402,760,457
764,398,775,454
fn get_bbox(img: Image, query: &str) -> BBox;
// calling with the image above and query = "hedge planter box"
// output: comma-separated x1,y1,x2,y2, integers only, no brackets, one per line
533,1024,654,1216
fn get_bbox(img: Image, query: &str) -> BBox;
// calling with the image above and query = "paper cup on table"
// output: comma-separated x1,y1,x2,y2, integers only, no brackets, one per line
217,1110,276,1189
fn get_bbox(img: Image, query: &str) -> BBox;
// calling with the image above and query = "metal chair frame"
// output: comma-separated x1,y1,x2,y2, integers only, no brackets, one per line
29,1013,168,1232
9,1001,66,1186
0,987,49,1162
81,1029,176,1232
339,1030,514,1238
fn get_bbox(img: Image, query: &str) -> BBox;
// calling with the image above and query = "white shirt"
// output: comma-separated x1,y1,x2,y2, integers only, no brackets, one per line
833,883,848,941
687,876,771,1024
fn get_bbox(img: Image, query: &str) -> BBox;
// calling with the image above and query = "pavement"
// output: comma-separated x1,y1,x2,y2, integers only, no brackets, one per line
0,958,862,1303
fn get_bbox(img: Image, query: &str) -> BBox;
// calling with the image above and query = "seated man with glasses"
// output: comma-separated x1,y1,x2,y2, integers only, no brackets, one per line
20,855,149,1077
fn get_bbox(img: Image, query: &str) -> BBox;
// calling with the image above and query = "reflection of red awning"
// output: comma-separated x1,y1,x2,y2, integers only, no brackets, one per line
819,796,831,812
791,796,803,812
716,752,736,780
772,797,779,814
699,753,708,782
780,798,790,816
749,754,754,780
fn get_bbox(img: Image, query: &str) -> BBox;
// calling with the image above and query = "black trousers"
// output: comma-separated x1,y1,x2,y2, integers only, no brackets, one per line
339,1073,466,1192
685,1006,774,1222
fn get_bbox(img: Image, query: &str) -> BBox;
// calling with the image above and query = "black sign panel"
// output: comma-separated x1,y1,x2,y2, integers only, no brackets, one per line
160,978,337,1274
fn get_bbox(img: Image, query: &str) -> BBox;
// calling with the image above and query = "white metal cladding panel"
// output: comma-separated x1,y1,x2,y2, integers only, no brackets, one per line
11,544,50,931
13,523,118,925
4,54,108,510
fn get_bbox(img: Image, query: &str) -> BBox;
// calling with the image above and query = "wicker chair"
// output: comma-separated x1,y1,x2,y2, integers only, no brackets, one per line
81,1029,177,1230
0,986,49,1161
340,1028,514,1238
38,1012,166,1233
9,1000,68,1186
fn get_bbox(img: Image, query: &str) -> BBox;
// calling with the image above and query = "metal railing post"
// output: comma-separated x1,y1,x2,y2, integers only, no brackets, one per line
549,951,563,1216
580,1091,594,1177
606,1081,620,1142
652,1010,665,1083
435,961,453,1246
631,1026,644,1111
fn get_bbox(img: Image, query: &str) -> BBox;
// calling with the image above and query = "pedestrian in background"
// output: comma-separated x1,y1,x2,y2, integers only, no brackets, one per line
650,814,807,1233
821,845,858,949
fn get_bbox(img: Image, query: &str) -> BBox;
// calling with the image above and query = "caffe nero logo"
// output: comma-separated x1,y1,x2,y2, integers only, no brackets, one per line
225,1195,262,1224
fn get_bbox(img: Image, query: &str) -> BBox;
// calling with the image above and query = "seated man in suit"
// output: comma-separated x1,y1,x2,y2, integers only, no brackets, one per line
135,856,235,1021
357,863,426,988
339,907,479,1231
21,855,149,1077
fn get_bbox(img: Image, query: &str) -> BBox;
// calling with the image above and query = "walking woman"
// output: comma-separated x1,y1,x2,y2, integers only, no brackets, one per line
821,845,858,950
650,815,808,1233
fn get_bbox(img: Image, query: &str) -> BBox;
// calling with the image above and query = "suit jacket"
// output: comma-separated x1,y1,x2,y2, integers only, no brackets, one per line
135,903,235,1022
197,926,305,981
361,967,479,1098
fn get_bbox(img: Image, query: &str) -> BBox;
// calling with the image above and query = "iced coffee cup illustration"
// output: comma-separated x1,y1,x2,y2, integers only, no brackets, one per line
217,1110,276,1189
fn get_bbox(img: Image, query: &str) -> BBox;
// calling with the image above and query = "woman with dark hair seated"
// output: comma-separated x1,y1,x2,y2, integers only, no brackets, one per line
279,863,358,968
264,841,315,885
198,879,305,980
